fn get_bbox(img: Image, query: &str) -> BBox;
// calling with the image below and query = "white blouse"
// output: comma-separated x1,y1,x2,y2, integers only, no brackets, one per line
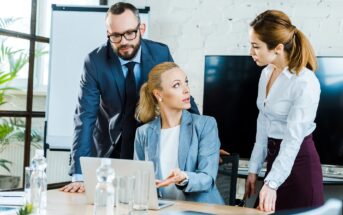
159,125,185,200
248,65,320,188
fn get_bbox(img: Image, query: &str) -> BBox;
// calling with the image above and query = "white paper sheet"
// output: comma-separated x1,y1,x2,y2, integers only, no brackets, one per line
0,192,25,206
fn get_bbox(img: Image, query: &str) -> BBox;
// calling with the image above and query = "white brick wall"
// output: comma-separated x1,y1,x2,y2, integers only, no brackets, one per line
109,0,343,112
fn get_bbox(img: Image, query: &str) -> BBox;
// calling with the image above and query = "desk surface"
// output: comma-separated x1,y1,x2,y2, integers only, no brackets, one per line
46,190,268,215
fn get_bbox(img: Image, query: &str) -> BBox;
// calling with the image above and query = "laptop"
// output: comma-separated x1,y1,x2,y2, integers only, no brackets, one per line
80,157,174,210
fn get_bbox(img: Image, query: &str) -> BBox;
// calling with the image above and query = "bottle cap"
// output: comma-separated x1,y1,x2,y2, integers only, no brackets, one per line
101,158,111,166
35,149,44,157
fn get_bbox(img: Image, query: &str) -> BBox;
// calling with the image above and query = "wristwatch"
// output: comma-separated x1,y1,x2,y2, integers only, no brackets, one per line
177,171,189,186
265,180,278,190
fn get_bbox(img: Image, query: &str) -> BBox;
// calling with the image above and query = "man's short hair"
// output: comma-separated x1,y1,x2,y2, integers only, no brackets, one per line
107,2,140,23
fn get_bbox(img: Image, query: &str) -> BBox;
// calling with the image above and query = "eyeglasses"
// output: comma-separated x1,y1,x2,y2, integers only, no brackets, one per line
107,23,140,43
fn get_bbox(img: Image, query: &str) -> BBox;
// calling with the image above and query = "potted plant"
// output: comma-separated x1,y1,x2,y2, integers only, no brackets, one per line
0,44,26,189
0,46,45,189
0,18,45,189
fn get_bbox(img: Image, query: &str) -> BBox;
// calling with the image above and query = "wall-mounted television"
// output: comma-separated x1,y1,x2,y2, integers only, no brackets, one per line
203,55,343,166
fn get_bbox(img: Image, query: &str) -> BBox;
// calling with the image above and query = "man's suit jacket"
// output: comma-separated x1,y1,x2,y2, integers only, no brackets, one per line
134,110,224,205
70,39,198,175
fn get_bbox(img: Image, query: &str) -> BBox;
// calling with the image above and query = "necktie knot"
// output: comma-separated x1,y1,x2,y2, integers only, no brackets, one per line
125,61,136,73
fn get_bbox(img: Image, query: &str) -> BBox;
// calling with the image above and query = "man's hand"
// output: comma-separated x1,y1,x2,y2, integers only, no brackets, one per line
258,184,276,212
156,168,187,188
59,182,85,193
243,173,257,200
219,149,230,164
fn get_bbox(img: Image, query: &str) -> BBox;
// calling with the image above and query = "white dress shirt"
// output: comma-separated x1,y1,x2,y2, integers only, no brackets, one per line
159,125,185,200
248,65,320,188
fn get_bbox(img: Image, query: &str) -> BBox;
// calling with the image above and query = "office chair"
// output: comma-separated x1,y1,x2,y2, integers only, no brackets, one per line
216,153,240,206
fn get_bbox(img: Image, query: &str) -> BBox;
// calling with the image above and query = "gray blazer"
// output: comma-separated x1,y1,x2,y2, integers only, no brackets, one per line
134,110,224,205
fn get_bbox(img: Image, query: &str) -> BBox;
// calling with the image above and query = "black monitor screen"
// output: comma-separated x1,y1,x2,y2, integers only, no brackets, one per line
314,57,343,165
203,55,343,166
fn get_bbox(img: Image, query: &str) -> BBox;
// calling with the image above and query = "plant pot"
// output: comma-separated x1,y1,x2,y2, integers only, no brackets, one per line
0,175,20,190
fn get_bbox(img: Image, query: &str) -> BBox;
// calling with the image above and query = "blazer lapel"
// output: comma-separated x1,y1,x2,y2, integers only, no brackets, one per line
106,41,125,104
178,110,193,171
147,117,162,180
140,40,155,86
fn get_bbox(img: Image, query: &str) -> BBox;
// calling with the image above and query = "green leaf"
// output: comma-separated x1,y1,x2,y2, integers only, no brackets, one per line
0,120,14,140
17,203,33,215
0,17,20,29
0,159,12,173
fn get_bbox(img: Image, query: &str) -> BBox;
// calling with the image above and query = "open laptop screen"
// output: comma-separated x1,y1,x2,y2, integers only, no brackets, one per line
80,157,173,210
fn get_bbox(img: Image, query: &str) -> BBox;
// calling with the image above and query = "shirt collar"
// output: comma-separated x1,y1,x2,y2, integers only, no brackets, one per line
118,46,142,66
282,67,295,79
266,64,295,80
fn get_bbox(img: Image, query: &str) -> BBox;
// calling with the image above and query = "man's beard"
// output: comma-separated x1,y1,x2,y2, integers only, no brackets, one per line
114,37,141,60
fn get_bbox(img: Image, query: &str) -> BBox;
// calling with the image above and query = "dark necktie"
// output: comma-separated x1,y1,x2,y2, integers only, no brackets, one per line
119,61,138,159
124,62,137,111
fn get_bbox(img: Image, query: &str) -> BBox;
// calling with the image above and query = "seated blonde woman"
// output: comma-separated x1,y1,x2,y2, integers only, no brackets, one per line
134,62,224,204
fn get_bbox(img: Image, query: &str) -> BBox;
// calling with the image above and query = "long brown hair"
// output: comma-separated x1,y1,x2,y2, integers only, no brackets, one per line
135,62,179,123
250,10,317,74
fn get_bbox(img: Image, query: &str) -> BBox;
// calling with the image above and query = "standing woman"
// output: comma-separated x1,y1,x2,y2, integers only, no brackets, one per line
134,62,224,204
244,10,324,212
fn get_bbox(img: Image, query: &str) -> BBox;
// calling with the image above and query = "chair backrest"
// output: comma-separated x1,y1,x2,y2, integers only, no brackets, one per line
294,199,342,215
215,153,239,206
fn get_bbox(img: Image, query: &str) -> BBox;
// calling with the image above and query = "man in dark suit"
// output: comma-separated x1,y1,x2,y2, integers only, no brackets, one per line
60,2,199,193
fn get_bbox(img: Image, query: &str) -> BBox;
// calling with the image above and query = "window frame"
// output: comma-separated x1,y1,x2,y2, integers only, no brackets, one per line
0,0,107,187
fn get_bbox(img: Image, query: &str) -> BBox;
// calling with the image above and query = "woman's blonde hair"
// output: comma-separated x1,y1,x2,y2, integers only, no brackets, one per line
250,10,317,74
135,62,179,123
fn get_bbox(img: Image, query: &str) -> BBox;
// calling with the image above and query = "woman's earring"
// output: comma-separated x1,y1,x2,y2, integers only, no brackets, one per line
158,97,162,102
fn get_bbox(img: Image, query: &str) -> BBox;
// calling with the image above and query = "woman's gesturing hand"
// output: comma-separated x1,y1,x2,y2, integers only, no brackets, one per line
156,168,187,188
